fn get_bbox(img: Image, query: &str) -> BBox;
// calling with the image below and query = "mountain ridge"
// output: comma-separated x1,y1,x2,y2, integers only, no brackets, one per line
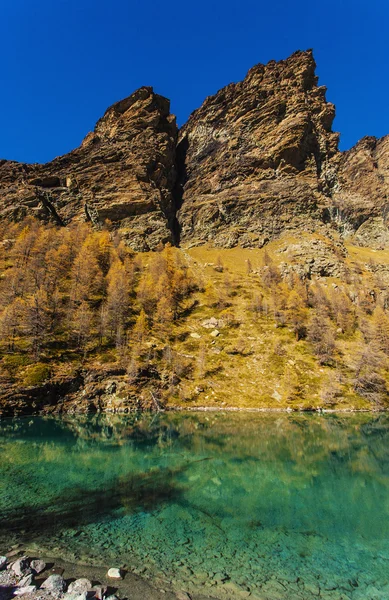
0,49,388,251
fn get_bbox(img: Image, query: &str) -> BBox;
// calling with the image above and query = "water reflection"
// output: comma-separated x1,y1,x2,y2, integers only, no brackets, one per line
1,412,389,599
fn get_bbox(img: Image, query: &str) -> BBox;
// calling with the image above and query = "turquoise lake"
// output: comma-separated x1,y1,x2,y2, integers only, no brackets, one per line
1,412,389,599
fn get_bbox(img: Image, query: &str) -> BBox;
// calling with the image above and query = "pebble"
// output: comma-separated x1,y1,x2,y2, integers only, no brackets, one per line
41,574,66,591
0,556,7,570
107,568,122,579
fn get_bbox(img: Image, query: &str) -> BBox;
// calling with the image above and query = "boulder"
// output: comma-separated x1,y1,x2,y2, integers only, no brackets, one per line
14,586,37,596
30,559,46,574
18,574,33,587
41,574,66,591
63,593,87,600
67,578,92,594
11,557,30,577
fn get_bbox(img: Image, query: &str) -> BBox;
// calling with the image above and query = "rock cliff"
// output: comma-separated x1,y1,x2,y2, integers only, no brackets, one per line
0,87,178,250
176,50,340,247
331,135,389,247
0,50,388,250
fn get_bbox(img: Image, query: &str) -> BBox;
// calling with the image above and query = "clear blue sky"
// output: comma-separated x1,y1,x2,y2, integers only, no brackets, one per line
1,0,388,163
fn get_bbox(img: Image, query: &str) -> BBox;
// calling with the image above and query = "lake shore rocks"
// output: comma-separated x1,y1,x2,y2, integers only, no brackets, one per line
0,552,198,600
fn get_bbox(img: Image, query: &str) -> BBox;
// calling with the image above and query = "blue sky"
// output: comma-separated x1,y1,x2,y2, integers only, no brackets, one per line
1,0,388,163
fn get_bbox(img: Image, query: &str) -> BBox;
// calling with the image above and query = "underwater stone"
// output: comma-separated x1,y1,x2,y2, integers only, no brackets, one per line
107,568,122,579
91,585,107,600
0,556,7,570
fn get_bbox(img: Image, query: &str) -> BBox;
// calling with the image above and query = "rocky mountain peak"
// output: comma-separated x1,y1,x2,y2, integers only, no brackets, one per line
92,87,174,141
176,49,341,247
0,50,388,251
0,87,178,250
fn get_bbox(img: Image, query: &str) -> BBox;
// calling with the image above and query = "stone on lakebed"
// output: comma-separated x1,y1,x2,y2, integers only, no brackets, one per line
107,568,122,579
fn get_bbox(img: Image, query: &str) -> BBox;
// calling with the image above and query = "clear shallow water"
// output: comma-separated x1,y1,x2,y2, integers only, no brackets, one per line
1,412,389,599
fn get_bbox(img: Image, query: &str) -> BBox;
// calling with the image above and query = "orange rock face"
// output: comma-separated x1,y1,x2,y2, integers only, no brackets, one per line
0,50,388,250
0,87,178,250
176,50,340,247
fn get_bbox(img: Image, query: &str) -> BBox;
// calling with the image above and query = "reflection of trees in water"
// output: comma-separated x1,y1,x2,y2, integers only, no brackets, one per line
2,412,389,471
2,412,389,547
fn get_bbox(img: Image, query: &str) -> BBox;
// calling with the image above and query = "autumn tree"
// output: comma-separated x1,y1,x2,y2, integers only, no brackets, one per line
70,301,94,352
23,290,51,360
307,311,336,366
354,343,387,403
106,260,130,345
70,241,103,303
371,307,389,355
286,289,308,340
0,298,24,351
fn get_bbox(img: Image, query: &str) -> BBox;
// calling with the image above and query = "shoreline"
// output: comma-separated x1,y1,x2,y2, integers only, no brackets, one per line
166,405,386,413
1,404,388,420
0,550,211,600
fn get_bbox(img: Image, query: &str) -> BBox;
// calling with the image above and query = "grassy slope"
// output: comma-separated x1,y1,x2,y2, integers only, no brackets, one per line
2,229,389,411
157,236,389,410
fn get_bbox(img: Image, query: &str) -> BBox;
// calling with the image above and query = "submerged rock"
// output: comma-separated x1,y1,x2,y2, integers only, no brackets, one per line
107,568,122,579
0,556,7,570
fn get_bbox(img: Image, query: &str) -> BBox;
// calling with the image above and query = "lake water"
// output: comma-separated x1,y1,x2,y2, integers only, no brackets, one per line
1,412,389,599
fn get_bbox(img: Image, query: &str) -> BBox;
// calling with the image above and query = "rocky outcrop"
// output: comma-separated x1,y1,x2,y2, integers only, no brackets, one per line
330,135,389,247
0,50,388,250
176,50,340,247
0,88,178,250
